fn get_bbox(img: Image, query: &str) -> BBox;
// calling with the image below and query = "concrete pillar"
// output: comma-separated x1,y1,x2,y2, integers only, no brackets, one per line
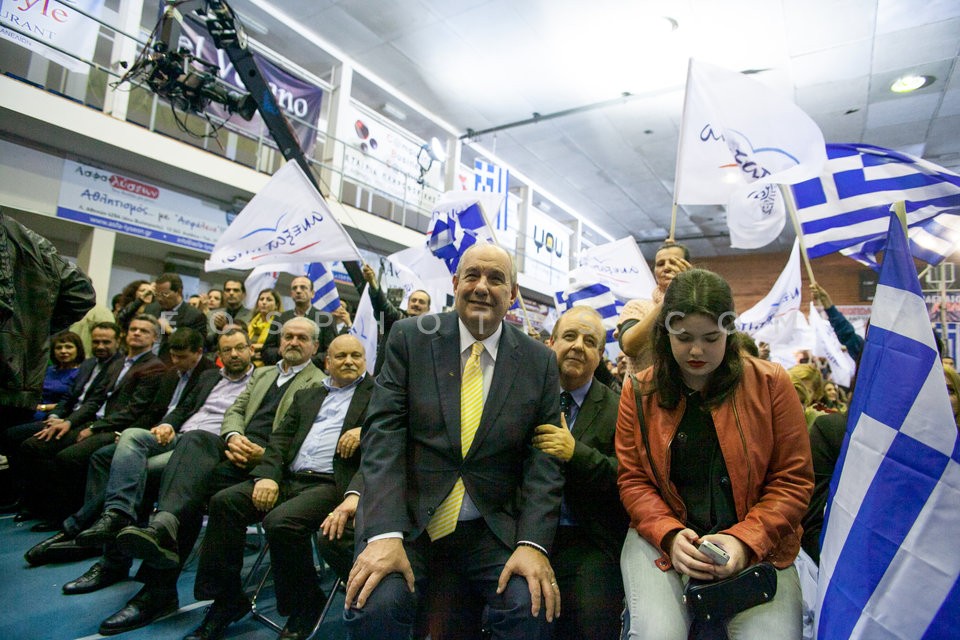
77,226,116,307
443,137,462,192
516,184,531,273
321,62,354,199
570,219,583,271
104,0,145,121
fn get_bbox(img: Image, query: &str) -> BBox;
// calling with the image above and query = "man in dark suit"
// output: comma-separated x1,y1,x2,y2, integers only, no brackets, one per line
261,275,337,370
186,335,373,640
107,318,325,635
153,273,208,359
18,315,167,523
0,321,121,516
345,243,564,639
533,306,629,640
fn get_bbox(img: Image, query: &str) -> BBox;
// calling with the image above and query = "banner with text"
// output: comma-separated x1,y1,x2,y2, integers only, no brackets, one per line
524,206,571,290
57,159,229,252
178,18,323,156
1,0,104,73
342,102,440,207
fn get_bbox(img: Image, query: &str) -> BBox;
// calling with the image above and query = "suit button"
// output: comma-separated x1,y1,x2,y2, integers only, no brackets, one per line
427,507,435,516
720,476,730,487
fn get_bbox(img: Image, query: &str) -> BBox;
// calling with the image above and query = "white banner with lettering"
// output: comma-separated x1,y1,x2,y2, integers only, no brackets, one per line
1,0,104,73
523,206,571,290
57,159,229,252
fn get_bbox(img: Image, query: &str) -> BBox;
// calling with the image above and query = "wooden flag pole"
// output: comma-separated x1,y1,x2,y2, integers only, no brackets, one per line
779,184,818,286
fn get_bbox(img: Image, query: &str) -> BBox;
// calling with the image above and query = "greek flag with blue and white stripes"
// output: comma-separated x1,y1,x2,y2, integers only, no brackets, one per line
554,283,624,348
791,143,960,268
474,160,509,232
306,262,340,313
426,200,495,274
816,211,960,640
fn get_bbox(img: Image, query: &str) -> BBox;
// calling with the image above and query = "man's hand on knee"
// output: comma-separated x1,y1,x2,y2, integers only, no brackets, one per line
498,545,560,622
345,538,414,610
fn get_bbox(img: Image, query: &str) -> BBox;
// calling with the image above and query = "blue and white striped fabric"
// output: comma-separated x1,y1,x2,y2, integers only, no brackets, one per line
306,262,340,313
816,211,960,640
791,143,960,268
474,160,509,232
554,283,625,348
426,201,495,274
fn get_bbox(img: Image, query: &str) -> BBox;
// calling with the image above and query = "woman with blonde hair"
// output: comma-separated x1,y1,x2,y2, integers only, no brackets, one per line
248,288,282,366
789,363,828,428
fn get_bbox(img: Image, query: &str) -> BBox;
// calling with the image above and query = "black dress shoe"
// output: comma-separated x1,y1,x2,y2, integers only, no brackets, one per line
24,530,72,566
99,589,179,636
183,596,251,640
279,601,322,640
13,509,35,522
75,510,134,547
62,561,127,595
30,519,60,532
115,524,179,569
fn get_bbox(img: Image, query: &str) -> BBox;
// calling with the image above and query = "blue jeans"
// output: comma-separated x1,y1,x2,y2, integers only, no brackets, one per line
65,428,177,533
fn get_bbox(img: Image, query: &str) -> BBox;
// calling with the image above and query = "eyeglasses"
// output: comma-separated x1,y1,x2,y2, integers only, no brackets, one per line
219,345,250,355
155,289,176,299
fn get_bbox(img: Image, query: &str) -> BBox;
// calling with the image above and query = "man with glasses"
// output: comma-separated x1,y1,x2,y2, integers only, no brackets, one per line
27,331,255,601
107,318,325,636
154,273,208,359
261,275,338,370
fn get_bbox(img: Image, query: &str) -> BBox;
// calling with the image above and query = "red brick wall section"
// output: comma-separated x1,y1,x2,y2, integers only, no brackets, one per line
696,251,865,315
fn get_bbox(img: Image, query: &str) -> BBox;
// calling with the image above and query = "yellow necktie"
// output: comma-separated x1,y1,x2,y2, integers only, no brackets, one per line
426,341,484,540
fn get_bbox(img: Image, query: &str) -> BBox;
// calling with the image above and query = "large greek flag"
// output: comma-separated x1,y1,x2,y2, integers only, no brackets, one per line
792,144,960,268
816,211,960,639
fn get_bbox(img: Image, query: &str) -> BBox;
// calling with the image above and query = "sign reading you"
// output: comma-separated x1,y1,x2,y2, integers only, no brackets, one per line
57,159,229,252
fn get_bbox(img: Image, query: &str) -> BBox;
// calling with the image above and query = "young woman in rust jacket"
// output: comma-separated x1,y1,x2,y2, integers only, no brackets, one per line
616,269,813,640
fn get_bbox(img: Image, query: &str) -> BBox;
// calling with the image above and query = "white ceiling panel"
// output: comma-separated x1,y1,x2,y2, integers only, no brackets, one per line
220,0,960,258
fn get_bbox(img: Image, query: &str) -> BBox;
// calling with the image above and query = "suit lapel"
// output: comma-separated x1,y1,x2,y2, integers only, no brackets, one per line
289,386,328,458
468,323,520,456
432,314,463,454
571,382,602,440
341,376,374,435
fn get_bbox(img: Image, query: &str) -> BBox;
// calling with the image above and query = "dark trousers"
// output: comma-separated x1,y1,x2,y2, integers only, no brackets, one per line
1,420,44,504
136,430,249,595
344,519,552,640
18,428,116,519
552,525,624,640
195,474,349,617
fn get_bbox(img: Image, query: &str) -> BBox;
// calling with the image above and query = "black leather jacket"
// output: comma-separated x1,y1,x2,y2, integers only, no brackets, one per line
0,212,96,408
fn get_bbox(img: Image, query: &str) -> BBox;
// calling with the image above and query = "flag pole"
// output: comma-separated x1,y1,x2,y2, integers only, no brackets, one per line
474,194,535,334
779,184,817,285
668,202,678,243
670,59,694,245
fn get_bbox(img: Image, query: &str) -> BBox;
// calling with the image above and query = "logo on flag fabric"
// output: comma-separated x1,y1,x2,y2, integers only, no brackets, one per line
815,211,960,640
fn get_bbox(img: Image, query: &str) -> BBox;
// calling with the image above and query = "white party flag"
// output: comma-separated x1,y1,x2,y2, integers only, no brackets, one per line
205,162,361,272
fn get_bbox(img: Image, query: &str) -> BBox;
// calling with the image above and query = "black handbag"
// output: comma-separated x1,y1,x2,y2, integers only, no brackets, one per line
683,562,778,622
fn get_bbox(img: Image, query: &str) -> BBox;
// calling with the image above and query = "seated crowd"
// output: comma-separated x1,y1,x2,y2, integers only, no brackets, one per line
0,247,953,640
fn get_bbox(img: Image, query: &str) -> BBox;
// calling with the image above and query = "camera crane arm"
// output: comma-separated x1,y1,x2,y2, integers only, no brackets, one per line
156,0,365,289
